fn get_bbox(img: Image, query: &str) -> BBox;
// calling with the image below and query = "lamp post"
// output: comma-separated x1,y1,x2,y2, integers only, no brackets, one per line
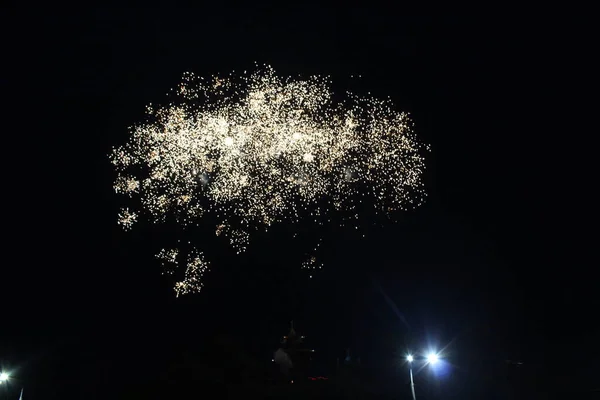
407,355,417,400
1,371,23,399
406,352,440,400
0,372,8,399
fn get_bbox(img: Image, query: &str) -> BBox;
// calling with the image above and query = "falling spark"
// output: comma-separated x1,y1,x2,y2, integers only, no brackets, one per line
173,249,209,297
111,65,428,295
156,248,179,275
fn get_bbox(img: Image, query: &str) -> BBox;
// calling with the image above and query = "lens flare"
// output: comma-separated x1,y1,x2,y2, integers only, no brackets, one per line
427,353,439,364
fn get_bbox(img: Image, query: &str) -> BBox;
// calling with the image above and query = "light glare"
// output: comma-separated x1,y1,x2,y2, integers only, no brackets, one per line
427,353,439,364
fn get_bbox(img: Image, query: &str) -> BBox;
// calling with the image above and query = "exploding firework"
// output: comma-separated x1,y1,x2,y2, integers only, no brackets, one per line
111,65,428,295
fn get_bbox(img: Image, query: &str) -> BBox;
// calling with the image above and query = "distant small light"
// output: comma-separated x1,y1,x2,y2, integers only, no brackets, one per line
407,355,414,362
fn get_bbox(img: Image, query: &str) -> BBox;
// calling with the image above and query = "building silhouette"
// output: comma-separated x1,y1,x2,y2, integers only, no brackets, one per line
273,321,315,384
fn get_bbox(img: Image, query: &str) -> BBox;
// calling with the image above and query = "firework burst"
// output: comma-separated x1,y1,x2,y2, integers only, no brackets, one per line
111,65,428,295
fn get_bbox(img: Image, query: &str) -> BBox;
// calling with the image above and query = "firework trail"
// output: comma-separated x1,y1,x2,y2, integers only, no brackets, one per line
110,65,428,296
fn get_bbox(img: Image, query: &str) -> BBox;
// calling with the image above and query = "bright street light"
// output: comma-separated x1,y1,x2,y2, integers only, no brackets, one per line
404,350,443,400
0,372,8,381
426,353,439,364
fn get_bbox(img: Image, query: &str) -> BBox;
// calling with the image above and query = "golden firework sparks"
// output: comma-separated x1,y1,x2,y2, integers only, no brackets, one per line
111,65,428,295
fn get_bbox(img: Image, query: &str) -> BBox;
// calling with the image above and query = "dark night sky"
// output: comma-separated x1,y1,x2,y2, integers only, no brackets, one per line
2,8,595,399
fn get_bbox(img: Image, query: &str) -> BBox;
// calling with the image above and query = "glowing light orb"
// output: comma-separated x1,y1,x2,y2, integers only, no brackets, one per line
427,353,439,364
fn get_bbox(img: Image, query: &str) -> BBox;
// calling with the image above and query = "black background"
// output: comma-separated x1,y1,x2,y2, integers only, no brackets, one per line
1,8,595,399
